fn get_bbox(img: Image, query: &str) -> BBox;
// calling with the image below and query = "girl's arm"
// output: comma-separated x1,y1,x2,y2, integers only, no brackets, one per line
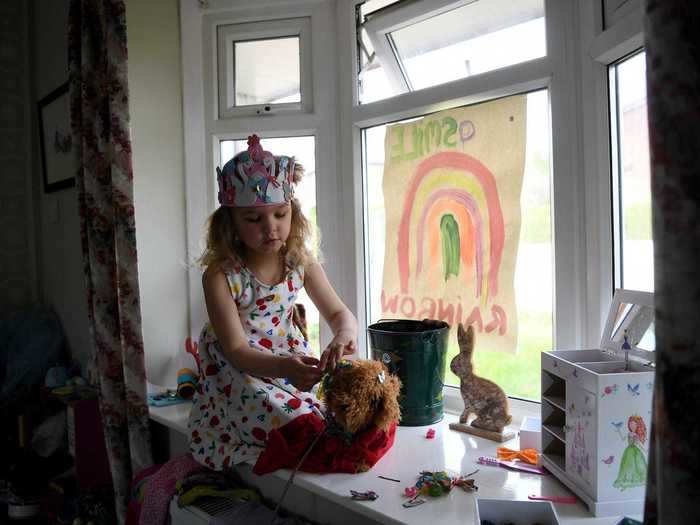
203,267,321,390
304,262,358,371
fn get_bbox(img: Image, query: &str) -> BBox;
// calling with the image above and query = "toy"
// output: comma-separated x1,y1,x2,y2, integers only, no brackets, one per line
176,368,197,399
176,337,201,399
253,359,401,476
478,456,547,475
540,289,655,516
449,323,514,442
321,359,402,436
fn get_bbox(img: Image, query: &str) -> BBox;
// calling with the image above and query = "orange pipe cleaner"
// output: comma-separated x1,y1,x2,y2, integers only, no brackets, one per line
496,446,539,465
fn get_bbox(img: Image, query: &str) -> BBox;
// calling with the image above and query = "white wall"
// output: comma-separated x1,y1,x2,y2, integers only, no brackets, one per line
27,0,190,384
32,0,91,369
127,0,190,388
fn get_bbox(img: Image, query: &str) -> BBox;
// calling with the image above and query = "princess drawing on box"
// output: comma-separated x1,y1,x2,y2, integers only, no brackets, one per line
613,415,648,491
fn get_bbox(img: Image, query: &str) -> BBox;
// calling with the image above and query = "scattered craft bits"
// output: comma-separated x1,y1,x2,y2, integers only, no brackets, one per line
402,498,425,508
378,475,401,483
349,490,378,501
402,470,479,508
426,428,436,439
497,446,539,465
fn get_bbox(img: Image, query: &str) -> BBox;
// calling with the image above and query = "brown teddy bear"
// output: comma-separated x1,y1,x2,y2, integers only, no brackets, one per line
253,359,402,474
322,359,402,435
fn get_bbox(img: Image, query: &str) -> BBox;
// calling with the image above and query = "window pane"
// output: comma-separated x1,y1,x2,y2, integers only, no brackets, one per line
363,91,552,400
219,137,319,353
234,38,301,106
610,52,653,292
358,0,546,104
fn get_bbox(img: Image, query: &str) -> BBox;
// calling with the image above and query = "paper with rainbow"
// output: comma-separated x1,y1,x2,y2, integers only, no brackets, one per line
380,95,527,353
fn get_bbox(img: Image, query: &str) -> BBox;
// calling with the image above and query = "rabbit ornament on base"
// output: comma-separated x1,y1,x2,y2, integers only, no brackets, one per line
448,323,515,442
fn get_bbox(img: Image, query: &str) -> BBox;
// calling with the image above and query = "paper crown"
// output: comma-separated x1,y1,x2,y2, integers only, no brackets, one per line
217,135,296,207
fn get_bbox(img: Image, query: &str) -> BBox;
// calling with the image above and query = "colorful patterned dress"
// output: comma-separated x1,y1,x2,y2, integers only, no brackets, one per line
188,259,324,470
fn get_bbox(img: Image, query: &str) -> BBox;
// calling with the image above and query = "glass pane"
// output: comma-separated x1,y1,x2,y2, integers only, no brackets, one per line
363,90,552,400
610,52,653,292
234,38,301,106
358,0,546,104
219,137,319,354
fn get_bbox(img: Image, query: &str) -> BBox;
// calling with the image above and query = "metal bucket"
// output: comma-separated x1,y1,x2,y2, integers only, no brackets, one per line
368,319,449,426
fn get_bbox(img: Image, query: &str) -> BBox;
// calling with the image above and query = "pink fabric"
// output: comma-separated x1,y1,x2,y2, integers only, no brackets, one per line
138,455,202,525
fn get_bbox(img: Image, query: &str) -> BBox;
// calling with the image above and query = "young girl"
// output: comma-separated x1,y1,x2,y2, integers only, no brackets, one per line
188,135,357,470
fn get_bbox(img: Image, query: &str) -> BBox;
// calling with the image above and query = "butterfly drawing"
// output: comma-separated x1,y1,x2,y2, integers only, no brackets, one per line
611,421,625,439
602,455,614,465
627,383,640,396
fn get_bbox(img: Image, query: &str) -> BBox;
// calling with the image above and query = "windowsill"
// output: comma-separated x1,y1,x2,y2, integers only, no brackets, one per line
149,402,636,525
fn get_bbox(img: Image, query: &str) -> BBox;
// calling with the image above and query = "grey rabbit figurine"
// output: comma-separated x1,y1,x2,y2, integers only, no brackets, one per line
450,323,512,433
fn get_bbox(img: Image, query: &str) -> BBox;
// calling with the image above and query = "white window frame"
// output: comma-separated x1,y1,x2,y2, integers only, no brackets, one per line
216,17,313,118
179,0,647,408
336,0,596,409
578,0,644,342
360,0,545,97
180,0,343,348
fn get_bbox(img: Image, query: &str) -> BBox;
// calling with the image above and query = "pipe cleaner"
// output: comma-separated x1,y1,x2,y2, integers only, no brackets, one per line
496,446,539,465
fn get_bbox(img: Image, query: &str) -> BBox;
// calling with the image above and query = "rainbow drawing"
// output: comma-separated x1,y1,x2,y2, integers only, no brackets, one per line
397,151,505,300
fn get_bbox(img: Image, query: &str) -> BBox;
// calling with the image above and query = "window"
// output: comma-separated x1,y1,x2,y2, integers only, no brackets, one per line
609,51,653,292
234,37,301,106
220,136,320,353
217,18,312,117
362,90,552,400
358,0,546,104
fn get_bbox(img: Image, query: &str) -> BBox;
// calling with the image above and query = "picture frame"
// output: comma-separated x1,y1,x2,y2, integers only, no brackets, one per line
38,82,75,193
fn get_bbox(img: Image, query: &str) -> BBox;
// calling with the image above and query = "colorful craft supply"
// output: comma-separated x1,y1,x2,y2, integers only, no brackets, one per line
496,446,539,465
402,470,479,508
426,428,436,439
378,475,401,483
478,456,548,475
349,490,378,501
176,367,198,399
404,487,418,498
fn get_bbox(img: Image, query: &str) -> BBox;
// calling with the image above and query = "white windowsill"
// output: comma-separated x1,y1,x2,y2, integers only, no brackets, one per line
149,401,637,525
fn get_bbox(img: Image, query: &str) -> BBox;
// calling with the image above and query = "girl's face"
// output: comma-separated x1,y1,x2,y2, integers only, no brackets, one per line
628,419,637,433
232,203,292,256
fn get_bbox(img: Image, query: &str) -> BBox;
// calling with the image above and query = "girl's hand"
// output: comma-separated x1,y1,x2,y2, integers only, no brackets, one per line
282,355,322,392
320,332,357,372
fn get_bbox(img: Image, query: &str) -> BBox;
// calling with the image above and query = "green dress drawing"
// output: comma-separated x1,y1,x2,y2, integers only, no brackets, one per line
613,434,647,490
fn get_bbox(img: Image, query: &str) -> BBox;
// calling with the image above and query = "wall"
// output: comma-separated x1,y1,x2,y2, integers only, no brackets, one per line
32,0,91,368
26,0,190,384
127,0,190,388
0,1,38,315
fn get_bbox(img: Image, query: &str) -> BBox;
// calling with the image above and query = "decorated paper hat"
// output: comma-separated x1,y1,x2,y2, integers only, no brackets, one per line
216,134,295,207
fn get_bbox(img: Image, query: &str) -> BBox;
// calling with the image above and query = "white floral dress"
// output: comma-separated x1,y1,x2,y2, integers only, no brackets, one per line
188,259,324,470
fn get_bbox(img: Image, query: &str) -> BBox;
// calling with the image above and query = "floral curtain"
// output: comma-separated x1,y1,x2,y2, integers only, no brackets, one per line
644,1,700,523
68,1,152,522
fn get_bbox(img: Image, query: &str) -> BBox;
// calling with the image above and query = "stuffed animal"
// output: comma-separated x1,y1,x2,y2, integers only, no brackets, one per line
450,323,512,433
253,358,402,475
321,359,402,435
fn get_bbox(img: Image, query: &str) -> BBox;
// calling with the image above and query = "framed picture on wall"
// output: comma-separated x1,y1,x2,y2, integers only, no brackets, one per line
38,82,75,193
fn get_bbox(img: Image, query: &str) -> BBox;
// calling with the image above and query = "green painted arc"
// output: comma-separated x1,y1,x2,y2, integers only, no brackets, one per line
440,214,461,282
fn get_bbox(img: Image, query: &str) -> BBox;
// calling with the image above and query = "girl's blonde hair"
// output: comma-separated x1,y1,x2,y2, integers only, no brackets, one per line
199,163,317,271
